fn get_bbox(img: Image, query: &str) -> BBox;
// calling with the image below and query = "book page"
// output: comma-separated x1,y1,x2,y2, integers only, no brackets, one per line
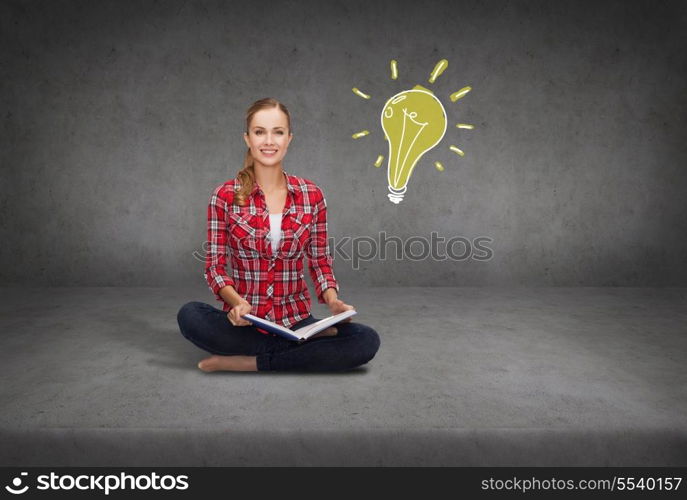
295,310,357,339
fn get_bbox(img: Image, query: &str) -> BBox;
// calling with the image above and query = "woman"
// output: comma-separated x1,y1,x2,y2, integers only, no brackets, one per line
177,98,381,372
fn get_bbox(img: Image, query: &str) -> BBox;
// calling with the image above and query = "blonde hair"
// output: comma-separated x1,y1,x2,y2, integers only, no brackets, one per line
235,98,292,206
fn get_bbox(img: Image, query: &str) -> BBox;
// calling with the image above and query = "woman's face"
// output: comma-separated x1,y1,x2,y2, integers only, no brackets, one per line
243,107,293,168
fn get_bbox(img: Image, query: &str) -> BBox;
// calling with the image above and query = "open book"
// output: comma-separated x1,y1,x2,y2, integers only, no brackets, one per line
242,310,357,341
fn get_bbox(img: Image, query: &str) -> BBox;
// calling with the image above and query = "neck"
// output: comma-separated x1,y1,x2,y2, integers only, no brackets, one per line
254,164,286,192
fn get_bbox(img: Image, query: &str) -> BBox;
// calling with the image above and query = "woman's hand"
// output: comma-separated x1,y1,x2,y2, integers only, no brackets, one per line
327,298,355,322
227,299,253,326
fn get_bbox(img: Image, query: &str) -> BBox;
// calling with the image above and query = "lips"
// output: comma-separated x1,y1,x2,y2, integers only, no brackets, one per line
260,149,277,156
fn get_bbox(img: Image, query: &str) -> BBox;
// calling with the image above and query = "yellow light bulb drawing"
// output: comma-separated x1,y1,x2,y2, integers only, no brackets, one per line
351,58,474,204
381,85,447,203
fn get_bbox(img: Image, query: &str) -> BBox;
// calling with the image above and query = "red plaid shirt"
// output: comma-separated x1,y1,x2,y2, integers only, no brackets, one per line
204,171,339,330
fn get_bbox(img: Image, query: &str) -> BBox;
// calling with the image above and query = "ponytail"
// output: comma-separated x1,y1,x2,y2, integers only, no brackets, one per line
235,149,255,206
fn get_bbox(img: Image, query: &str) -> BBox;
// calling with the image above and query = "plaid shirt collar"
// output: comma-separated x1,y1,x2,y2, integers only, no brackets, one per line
240,170,300,217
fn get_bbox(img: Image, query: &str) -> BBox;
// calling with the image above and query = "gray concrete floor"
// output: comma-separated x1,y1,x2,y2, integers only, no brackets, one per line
1,286,686,466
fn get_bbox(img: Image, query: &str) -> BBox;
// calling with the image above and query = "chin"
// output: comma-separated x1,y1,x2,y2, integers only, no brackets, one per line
258,157,283,166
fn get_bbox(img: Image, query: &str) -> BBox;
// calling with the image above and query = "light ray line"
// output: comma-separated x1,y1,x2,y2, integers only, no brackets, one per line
390,60,398,80
428,59,449,83
450,86,472,102
450,145,465,157
352,87,371,99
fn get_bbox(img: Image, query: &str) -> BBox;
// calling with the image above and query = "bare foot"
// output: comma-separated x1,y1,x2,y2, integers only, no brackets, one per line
308,326,338,339
198,355,257,372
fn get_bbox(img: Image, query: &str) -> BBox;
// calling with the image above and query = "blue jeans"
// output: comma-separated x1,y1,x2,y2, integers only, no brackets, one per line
176,301,381,372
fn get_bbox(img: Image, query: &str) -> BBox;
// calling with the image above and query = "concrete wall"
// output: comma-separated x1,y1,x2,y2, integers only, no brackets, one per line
2,0,686,288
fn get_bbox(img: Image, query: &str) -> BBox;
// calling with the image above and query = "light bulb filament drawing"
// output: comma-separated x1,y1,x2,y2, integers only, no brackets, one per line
392,108,427,187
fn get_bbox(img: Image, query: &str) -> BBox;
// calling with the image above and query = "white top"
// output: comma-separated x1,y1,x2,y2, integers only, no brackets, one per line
268,213,282,253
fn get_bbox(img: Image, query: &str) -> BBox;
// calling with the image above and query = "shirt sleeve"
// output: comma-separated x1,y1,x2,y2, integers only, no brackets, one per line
204,186,235,302
307,187,339,304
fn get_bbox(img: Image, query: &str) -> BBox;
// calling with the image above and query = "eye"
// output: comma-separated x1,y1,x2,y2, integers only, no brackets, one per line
277,131,284,135
255,130,263,135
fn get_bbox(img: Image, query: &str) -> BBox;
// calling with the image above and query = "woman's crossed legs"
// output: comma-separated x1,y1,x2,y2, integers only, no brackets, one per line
176,301,380,372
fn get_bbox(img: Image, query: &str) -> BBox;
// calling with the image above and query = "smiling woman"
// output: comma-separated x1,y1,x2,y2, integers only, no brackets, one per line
176,97,381,373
